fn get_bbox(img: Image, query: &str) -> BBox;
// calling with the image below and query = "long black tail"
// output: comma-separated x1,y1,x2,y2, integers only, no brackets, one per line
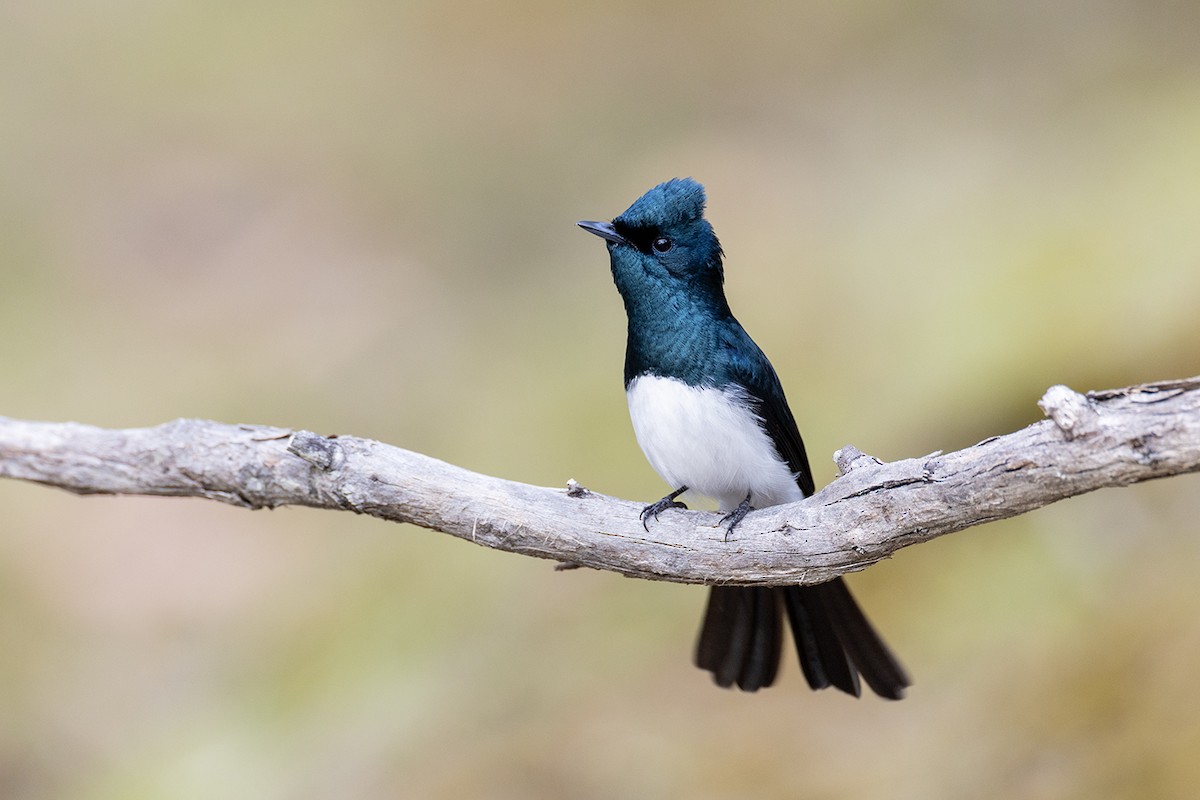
694,579,909,698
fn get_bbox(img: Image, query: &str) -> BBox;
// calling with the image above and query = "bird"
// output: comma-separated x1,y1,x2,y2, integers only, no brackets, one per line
578,178,910,698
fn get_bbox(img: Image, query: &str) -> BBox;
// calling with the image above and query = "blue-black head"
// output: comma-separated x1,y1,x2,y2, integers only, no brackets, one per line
577,178,727,313
580,178,745,384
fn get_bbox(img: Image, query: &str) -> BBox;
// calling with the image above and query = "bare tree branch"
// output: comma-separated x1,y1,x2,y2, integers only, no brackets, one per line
2,377,1198,586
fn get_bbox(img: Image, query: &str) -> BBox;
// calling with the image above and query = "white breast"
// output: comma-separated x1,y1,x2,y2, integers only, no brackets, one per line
625,374,805,511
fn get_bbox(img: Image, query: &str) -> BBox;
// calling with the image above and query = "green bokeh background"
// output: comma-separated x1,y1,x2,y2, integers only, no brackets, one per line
3,2,1200,798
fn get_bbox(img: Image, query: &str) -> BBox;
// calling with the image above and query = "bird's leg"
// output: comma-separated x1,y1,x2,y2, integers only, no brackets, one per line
640,486,689,531
719,492,754,541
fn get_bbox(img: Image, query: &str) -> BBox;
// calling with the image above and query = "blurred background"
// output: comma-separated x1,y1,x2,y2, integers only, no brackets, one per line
2,1,1199,797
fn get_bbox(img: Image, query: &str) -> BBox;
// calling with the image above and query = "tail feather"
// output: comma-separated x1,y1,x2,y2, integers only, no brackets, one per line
742,588,783,691
782,584,860,696
697,585,750,687
695,586,782,691
805,579,910,699
695,579,909,699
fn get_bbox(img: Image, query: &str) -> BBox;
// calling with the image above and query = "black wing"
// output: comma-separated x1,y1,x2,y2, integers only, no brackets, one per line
719,322,815,496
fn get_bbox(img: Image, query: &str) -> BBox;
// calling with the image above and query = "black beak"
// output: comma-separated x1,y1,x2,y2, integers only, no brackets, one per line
577,220,630,246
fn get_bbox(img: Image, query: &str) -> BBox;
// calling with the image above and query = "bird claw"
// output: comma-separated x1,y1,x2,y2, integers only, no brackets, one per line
640,495,688,531
718,494,754,542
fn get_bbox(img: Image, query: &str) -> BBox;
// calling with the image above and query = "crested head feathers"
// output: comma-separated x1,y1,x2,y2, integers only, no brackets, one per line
615,178,707,231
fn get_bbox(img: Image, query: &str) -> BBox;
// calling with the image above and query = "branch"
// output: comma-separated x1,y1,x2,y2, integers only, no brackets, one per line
2,377,1199,586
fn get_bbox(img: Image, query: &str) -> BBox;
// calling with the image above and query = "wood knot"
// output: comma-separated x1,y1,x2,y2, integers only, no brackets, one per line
287,431,345,471
1038,385,1099,441
834,445,882,476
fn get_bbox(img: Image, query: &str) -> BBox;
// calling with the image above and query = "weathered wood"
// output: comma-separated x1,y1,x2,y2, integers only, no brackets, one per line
2,377,1198,586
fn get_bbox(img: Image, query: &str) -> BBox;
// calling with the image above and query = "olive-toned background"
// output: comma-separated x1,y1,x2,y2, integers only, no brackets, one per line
3,2,1199,798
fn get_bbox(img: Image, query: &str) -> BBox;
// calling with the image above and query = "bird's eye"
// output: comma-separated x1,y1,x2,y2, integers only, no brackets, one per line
652,237,673,253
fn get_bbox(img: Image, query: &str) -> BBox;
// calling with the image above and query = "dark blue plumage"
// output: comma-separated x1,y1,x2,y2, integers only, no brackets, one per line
579,179,909,697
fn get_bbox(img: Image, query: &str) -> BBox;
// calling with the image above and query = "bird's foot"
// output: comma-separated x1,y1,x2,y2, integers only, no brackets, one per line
640,486,689,531
719,493,754,541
